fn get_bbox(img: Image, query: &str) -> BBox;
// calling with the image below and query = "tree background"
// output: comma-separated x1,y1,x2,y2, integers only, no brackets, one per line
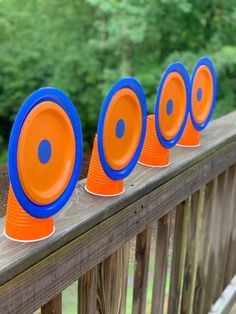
0,0,236,162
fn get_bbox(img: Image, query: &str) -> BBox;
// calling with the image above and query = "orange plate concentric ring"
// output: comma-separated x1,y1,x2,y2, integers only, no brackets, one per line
155,63,190,148
190,57,217,131
17,101,76,205
159,72,187,140
8,87,83,219
97,78,147,181
103,88,142,171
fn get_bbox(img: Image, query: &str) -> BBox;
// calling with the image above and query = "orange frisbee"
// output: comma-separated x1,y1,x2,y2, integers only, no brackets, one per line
17,101,76,205
190,57,217,130
155,63,190,148
97,78,147,180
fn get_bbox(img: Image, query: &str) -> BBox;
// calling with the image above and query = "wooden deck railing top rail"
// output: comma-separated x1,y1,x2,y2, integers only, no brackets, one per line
0,112,236,313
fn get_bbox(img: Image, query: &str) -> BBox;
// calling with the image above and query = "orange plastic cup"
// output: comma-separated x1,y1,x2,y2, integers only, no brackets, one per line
4,185,54,242
139,115,170,167
85,135,124,196
178,117,200,147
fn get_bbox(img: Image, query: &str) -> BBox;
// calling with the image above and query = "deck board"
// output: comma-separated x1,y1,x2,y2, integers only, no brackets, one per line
0,112,236,287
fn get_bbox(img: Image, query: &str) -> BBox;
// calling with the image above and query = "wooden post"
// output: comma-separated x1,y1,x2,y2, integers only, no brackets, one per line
220,167,236,291
192,179,217,314
168,200,190,314
132,228,151,314
151,212,171,314
224,165,236,286
97,243,130,314
211,172,228,304
201,177,219,313
181,189,204,314
41,294,62,314
78,267,97,314
209,275,236,314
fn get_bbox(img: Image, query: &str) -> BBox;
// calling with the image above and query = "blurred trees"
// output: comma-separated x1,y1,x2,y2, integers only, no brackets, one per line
0,0,236,161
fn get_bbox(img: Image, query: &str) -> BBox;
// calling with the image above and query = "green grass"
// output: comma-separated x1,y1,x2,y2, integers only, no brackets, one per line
63,282,78,313
0,149,7,164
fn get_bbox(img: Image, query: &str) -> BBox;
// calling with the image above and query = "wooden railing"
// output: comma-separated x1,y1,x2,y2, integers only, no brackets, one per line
0,112,236,314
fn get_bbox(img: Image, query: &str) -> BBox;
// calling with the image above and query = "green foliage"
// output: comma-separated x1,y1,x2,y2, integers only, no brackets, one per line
0,0,236,162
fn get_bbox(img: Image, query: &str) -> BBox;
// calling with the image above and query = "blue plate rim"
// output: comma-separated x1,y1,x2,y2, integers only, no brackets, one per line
155,62,191,149
97,77,147,180
8,87,83,218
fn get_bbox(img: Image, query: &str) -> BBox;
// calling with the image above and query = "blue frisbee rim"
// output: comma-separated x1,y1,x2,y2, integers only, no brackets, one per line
8,87,83,218
190,57,217,131
155,62,191,149
97,77,147,180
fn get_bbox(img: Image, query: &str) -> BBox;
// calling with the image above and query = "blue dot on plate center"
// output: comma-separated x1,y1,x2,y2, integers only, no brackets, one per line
197,88,202,101
166,99,173,115
116,119,125,139
38,139,52,164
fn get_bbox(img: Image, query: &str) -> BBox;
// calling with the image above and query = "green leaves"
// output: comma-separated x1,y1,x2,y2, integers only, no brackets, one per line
0,0,236,163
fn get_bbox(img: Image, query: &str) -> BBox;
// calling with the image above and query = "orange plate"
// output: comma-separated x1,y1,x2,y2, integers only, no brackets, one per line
103,88,142,171
192,65,213,125
17,101,76,205
159,72,187,141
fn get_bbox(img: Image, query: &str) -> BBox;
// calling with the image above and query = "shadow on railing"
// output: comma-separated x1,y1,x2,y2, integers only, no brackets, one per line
0,112,236,314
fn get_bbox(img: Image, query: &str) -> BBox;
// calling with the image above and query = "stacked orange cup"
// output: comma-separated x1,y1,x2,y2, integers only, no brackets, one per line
178,57,217,147
139,63,190,167
86,78,147,196
4,87,83,242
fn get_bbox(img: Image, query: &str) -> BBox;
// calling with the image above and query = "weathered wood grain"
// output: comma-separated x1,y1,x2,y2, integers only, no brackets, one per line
226,208,236,285
220,167,236,292
211,172,229,305
97,244,129,314
216,171,231,297
201,178,219,314
224,166,236,287
181,189,204,314
0,113,236,288
193,179,217,314
209,275,236,314
1,140,236,313
78,267,97,314
0,113,236,313
41,294,62,314
151,212,171,314
132,228,151,314
168,201,190,314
